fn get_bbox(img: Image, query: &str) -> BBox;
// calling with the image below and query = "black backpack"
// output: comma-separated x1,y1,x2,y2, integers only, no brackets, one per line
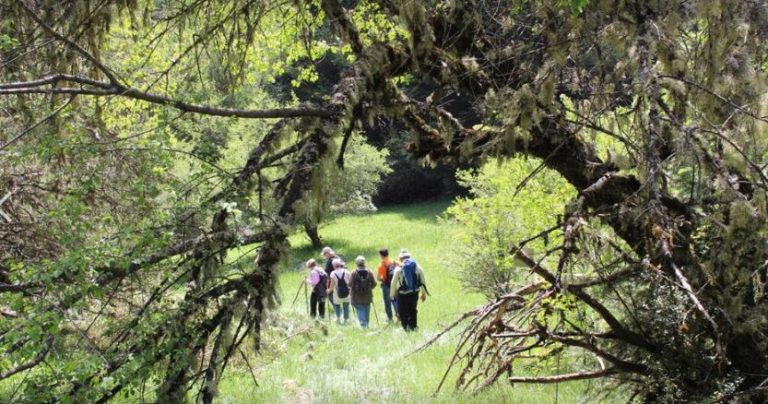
335,272,349,298
313,270,328,297
383,261,397,287
353,269,373,293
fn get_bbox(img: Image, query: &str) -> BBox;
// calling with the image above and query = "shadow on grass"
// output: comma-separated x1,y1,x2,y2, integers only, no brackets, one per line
281,237,373,273
278,199,456,273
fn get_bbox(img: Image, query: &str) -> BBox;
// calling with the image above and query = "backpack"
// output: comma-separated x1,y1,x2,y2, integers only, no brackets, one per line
313,269,328,297
383,261,397,287
399,259,421,293
335,272,349,298
353,269,373,294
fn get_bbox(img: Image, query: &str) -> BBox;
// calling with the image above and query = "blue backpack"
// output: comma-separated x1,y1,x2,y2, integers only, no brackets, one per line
399,259,421,293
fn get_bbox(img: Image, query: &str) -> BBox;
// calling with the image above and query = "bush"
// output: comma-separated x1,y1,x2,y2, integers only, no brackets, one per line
446,158,574,298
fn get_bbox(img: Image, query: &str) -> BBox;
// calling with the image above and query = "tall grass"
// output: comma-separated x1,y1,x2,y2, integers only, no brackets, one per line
218,201,612,403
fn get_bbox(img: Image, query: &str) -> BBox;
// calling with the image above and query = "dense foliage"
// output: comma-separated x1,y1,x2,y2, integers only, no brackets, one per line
447,158,574,298
3,0,768,402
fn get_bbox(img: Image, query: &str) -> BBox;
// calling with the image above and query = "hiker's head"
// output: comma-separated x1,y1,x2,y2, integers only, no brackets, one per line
398,249,410,261
355,256,366,268
332,258,343,269
379,248,389,258
321,246,334,258
306,258,317,269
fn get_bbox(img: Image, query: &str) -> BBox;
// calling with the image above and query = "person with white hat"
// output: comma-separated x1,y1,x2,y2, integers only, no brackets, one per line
389,249,428,331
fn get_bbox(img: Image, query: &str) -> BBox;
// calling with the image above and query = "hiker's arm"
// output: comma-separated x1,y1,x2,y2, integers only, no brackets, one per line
389,271,400,300
375,263,384,282
327,276,335,294
307,270,317,285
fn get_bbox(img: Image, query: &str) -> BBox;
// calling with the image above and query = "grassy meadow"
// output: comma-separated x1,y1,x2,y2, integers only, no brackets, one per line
217,201,608,403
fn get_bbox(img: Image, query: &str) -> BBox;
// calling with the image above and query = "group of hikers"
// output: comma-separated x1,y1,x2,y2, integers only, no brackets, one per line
304,247,428,331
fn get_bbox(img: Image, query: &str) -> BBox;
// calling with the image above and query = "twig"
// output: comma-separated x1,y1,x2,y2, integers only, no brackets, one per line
238,348,260,387
279,326,314,343
406,308,480,359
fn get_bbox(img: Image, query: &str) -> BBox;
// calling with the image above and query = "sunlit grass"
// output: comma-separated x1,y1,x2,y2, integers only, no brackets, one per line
218,201,613,403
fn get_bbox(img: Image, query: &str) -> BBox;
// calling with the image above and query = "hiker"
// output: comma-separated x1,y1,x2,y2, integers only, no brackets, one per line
321,246,339,277
390,249,428,331
305,259,327,319
350,256,377,328
326,258,351,324
376,248,398,322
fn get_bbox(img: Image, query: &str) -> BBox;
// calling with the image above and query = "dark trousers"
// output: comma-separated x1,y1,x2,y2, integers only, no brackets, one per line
397,292,419,331
310,292,325,319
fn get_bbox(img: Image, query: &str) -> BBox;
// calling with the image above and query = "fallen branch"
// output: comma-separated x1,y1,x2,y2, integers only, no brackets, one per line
509,367,620,384
406,307,481,359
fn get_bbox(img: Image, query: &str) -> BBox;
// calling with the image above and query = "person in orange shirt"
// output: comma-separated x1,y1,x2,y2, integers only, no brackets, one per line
376,248,398,322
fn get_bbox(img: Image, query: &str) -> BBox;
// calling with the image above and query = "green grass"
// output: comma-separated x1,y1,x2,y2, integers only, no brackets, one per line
217,201,609,403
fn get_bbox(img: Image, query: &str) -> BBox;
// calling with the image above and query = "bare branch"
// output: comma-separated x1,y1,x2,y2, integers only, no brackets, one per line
0,77,331,119
508,368,620,384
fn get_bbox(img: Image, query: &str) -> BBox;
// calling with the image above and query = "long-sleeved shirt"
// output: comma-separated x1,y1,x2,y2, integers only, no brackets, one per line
390,263,427,300
306,267,324,287
350,267,377,305
306,267,327,296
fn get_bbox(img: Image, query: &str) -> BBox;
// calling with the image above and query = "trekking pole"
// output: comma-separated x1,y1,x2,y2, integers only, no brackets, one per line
325,299,330,322
304,281,309,315
371,300,380,328
291,278,304,308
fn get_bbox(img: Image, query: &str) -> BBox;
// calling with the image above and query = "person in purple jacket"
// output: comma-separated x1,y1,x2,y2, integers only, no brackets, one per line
305,259,327,319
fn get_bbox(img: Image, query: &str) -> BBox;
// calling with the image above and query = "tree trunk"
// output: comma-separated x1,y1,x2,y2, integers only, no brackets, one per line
304,222,322,249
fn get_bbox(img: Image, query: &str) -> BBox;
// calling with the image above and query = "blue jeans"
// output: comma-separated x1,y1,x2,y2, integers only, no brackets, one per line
353,303,371,328
333,302,349,322
381,284,397,321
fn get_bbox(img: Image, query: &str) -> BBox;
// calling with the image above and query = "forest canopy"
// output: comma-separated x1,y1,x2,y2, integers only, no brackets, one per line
2,0,768,402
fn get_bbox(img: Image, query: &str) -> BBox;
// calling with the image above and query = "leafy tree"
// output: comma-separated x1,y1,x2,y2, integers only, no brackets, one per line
447,158,574,298
2,0,768,402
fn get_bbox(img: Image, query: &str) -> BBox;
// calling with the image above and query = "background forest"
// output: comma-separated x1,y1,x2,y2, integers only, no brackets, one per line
3,0,768,402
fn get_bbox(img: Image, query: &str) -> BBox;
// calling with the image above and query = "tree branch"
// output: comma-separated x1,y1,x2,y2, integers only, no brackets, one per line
0,78,331,119
508,368,620,384
0,336,53,381
18,1,122,84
